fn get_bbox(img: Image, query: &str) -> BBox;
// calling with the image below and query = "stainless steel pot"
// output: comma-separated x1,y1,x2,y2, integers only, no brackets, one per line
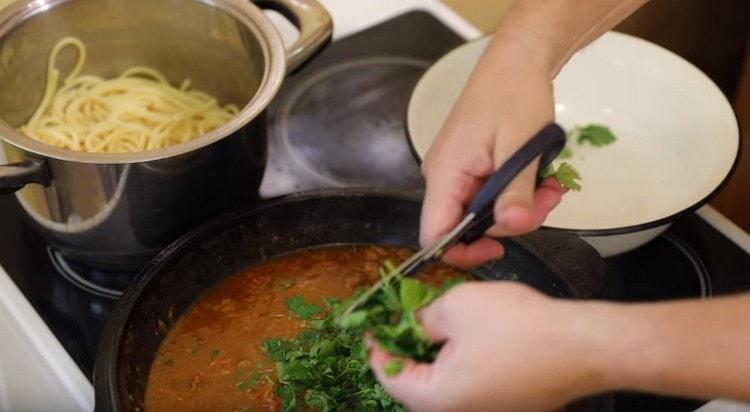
0,0,332,269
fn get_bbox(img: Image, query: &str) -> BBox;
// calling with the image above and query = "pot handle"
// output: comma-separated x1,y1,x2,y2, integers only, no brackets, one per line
255,0,333,72
0,159,50,195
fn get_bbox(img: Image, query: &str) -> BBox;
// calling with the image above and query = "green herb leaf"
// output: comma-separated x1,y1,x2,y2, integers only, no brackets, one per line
384,359,404,377
541,162,582,191
338,310,368,328
553,162,582,191
399,278,424,311
276,385,296,411
285,295,322,320
263,338,287,362
266,260,464,411
575,124,616,147
209,348,220,361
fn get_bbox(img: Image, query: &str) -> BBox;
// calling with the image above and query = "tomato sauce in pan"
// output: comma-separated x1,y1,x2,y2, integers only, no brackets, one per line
145,246,464,411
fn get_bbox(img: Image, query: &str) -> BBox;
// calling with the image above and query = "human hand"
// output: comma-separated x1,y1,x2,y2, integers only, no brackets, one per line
367,282,610,412
420,35,566,268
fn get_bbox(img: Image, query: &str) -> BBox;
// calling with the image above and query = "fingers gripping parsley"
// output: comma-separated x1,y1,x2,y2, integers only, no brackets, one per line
337,261,459,362
263,261,464,411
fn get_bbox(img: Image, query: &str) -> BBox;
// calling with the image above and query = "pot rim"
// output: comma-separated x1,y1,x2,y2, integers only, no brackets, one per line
0,0,286,165
95,188,589,410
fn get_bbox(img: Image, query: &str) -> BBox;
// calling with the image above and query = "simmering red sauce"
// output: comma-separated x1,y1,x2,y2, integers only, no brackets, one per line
145,246,463,411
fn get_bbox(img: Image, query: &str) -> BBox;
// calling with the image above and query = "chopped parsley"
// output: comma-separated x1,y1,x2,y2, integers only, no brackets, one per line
285,295,323,320
573,124,617,147
542,162,582,191
264,261,464,411
236,367,270,392
383,359,404,377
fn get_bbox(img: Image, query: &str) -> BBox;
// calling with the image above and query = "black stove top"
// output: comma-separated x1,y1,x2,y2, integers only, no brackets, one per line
1,11,749,411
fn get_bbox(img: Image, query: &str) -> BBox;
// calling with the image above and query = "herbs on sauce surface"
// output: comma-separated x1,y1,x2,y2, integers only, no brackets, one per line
264,261,464,411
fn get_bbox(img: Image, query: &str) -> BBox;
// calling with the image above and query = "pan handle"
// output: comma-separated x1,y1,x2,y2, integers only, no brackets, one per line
0,158,50,195
255,0,333,73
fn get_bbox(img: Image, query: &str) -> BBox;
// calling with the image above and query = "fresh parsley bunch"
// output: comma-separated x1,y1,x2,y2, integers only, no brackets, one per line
263,261,463,411
336,261,462,363
264,312,403,412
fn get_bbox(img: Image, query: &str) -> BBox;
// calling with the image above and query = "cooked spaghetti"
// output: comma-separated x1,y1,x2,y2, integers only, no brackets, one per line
20,37,239,153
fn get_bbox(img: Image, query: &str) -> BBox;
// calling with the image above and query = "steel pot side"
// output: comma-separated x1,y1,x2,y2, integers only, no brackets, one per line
0,0,332,269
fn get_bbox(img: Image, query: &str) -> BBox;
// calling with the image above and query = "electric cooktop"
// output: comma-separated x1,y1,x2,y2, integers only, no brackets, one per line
1,11,748,411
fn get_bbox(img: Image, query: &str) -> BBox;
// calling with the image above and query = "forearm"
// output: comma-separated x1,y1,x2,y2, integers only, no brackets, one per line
586,294,750,400
485,0,649,78
449,0,650,148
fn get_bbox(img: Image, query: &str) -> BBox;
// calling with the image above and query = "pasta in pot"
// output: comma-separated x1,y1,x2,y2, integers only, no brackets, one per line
19,37,239,153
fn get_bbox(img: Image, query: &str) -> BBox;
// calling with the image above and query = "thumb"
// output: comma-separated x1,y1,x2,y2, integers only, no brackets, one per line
489,161,538,236
367,339,437,410
366,298,454,410
419,163,484,248
487,174,565,238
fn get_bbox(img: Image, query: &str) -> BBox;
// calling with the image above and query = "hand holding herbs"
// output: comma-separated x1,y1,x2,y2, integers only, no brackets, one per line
366,281,617,412
262,261,463,411
337,261,464,363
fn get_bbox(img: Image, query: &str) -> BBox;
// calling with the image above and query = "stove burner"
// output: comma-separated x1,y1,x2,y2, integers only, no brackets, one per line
602,232,712,301
47,247,134,300
268,57,428,191
663,233,712,297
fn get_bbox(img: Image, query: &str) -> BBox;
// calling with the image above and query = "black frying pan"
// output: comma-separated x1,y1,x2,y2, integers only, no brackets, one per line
94,189,607,411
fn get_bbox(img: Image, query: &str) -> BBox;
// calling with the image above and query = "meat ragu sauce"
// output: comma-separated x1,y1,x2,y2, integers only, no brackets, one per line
145,246,465,411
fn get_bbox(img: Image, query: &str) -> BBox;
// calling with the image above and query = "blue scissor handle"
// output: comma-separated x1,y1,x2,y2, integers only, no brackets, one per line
457,123,566,245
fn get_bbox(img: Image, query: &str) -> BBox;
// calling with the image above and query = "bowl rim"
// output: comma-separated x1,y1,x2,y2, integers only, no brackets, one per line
405,31,742,236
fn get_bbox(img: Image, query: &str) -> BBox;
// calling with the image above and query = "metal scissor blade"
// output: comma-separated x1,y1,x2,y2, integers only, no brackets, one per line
339,123,566,319
400,213,477,276
339,213,477,319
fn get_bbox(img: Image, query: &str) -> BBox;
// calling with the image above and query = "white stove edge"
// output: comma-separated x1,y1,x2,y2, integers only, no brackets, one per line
697,205,750,255
0,1,746,411
0,265,94,411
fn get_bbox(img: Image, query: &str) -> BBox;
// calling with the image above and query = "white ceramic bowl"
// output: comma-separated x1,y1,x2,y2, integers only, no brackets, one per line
408,32,740,257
